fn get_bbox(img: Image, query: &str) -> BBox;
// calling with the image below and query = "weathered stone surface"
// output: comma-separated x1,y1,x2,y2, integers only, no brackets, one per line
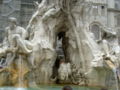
0,0,120,89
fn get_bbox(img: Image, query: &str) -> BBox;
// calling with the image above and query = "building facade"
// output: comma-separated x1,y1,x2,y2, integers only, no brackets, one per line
0,0,120,42
0,0,41,42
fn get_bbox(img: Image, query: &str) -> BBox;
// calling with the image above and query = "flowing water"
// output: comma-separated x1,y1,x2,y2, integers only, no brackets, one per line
18,55,24,87
0,86,101,90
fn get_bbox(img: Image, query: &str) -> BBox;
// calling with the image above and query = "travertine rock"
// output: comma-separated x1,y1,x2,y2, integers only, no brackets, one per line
0,0,119,89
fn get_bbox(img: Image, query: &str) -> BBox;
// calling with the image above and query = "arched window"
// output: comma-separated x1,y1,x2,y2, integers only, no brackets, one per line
117,29,120,45
116,15,120,27
90,24,101,40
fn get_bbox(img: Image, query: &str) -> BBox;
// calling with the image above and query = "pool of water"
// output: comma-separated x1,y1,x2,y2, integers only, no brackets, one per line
0,85,101,90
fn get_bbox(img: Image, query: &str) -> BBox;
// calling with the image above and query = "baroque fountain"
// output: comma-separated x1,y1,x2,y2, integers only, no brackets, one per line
0,0,120,90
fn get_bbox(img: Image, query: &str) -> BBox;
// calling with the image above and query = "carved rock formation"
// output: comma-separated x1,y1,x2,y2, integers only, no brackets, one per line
0,0,119,89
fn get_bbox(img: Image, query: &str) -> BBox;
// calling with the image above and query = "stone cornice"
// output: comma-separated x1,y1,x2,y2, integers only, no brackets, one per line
108,8,120,13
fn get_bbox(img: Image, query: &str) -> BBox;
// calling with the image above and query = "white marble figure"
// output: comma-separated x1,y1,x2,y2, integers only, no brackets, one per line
0,17,32,66
58,59,71,81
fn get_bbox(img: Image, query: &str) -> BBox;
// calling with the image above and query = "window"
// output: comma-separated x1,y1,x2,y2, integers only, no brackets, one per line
117,29,120,45
116,15,120,26
0,0,3,4
115,1,120,10
101,6,104,9
91,24,100,40
101,5,106,16
92,5,98,16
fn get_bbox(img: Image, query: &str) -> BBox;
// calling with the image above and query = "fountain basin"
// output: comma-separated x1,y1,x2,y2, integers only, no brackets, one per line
0,85,102,90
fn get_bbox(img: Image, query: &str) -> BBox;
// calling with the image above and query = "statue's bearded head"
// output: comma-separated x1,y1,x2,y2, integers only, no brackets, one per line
8,17,17,29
